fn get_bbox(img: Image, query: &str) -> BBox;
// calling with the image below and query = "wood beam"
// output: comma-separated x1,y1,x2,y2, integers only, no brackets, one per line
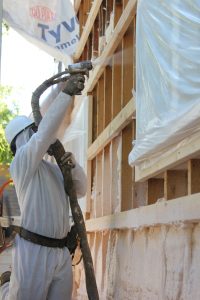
90,159,97,219
85,193,200,232
111,136,121,214
97,75,105,135
112,43,122,118
87,97,135,160
86,160,92,214
73,0,103,61
92,87,98,142
135,130,200,182
104,66,112,127
102,145,112,216
95,153,103,217
74,0,82,13
122,20,134,106
87,95,93,147
188,159,200,195
83,0,137,93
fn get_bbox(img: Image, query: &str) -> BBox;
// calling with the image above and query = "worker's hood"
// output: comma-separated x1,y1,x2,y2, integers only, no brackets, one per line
15,127,35,150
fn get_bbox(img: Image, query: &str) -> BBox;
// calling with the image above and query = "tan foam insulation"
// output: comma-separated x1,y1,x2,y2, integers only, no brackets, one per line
73,223,200,299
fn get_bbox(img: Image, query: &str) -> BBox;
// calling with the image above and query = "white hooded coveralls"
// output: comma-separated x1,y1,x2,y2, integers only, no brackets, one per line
1,92,87,300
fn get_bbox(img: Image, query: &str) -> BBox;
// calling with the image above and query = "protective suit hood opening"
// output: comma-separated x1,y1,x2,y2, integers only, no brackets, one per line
15,127,35,151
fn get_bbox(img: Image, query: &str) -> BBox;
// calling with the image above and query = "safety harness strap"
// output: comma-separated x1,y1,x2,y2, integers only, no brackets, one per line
11,226,68,248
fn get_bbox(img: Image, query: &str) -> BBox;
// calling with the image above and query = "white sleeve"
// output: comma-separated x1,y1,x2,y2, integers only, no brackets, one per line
1,281,9,300
71,163,87,198
11,92,72,183
32,91,72,160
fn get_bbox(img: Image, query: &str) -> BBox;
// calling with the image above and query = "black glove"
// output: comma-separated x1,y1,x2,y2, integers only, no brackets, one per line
0,271,11,286
62,74,85,96
60,152,76,168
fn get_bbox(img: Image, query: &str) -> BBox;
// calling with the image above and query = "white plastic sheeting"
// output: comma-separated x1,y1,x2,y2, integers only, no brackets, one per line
129,0,200,167
62,96,89,212
62,97,88,170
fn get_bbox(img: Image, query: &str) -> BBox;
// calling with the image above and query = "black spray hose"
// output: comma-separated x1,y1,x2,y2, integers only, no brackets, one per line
31,73,99,300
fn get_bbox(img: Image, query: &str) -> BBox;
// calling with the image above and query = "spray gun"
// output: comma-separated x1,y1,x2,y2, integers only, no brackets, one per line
58,60,93,95
66,60,93,78
32,60,94,111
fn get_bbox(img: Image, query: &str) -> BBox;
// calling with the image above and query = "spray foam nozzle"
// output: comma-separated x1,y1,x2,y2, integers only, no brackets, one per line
67,60,93,77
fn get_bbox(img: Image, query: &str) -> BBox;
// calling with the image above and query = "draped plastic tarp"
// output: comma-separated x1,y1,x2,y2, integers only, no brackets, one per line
3,0,79,65
62,96,89,212
129,0,200,167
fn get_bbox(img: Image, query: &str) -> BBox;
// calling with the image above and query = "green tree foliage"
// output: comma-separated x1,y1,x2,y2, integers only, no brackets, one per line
0,86,18,164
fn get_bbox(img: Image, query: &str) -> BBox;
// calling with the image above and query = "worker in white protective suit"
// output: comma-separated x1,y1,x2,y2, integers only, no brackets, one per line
0,74,87,300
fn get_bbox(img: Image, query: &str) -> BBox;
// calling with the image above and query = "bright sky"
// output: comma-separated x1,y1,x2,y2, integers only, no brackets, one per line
1,28,57,115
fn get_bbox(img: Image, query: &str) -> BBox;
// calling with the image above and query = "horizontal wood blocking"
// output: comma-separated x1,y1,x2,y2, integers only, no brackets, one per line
87,97,135,160
135,130,200,182
74,0,103,61
83,0,137,94
86,193,200,232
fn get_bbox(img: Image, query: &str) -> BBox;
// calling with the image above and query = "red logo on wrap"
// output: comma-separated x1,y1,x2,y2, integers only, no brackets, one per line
30,6,55,22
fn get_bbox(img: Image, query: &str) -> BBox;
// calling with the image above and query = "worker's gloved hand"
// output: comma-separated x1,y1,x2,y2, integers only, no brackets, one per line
0,271,11,286
60,152,76,168
62,74,85,96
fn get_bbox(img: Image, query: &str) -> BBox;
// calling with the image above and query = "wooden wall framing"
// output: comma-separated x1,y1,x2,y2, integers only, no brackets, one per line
74,0,200,219
78,0,138,218
73,1,200,297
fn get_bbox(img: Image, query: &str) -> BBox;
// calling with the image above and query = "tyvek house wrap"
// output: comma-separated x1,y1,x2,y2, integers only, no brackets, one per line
129,0,200,167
